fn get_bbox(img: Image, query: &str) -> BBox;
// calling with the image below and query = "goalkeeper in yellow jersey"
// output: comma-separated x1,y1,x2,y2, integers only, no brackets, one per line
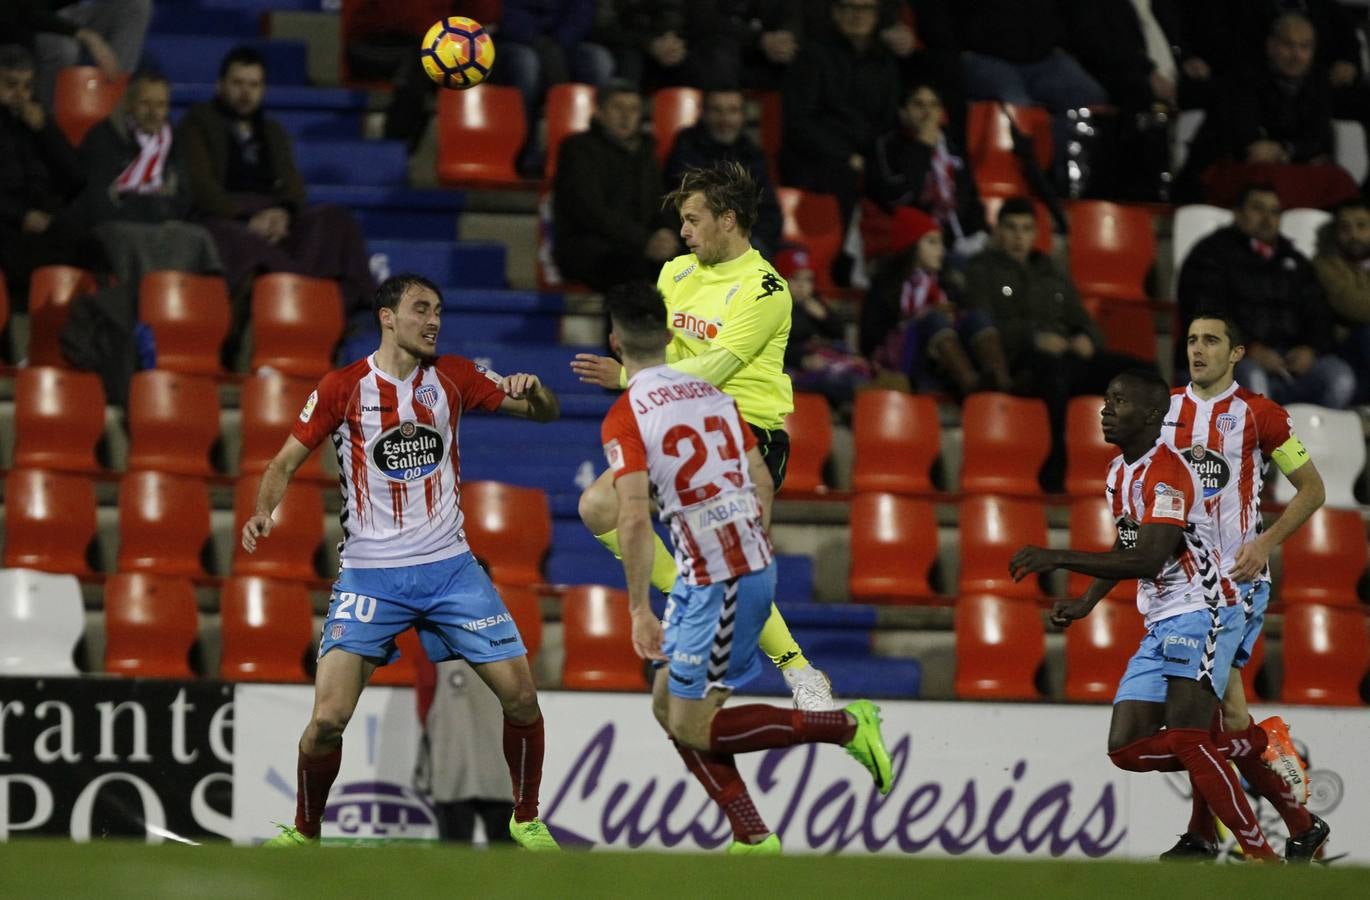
570,161,834,710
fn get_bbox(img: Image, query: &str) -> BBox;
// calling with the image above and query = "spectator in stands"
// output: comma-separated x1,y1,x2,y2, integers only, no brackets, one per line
867,82,988,261
1178,183,1354,408
781,0,901,284
777,245,870,411
877,1,967,141
962,196,1142,490
552,80,677,291
590,1,695,91
0,0,149,105
1314,197,1370,401
663,87,781,258
76,71,222,290
679,1,802,91
344,1,503,154
178,47,376,317
861,206,1009,397
1178,12,1358,208
0,43,98,306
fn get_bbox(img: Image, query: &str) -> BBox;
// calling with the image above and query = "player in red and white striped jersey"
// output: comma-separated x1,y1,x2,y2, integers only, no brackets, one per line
240,274,563,851
1010,370,1280,861
1156,313,1330,861
600,282,892,854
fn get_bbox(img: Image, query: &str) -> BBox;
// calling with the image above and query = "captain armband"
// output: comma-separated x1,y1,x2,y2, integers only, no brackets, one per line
1271,434,1310,476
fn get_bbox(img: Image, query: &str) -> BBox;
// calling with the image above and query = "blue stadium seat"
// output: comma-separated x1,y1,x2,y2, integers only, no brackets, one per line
310,185,466,242
442,291,566,314
148,5,257,35
295,140,408,187
144,36,308,85
740,655,922,700
368,240,506,290
170,84,369,110
775,554,814,605
546,522,625,587
274,110,363,139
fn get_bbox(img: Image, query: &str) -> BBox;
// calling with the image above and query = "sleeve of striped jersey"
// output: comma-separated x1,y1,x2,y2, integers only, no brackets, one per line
436,355,506,412
602,395,647,480
291,372,344,450
1250,396,1307,473
737,400,758,452
713,279,791,364
1140,455,1195,525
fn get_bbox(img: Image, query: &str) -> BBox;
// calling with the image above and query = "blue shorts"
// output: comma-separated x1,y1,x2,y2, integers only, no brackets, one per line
318,552,526,668
1114,605,1236,704
1229,581,1269,669
659,563,775,700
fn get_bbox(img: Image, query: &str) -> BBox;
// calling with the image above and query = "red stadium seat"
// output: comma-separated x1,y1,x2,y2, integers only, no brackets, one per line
231,478,325,582
848,492,939,603
1083,298,1159,362
437,84,526,186
219,576,315,683
959,495,1048,599
544,82,595,179
954,594,1045,700
1280,508,1368,607
3,469,97,575
561,585,646,691
250,274,344,379
460,481,551,587
13,367,106,473
1281,604,1369,705
28,265,97,367
139,271,231,376
851,390,940,495
983,196,1054,255
966,102,1053,198
652,86,702,168
781,393,832,495
238,374,331,483
126,370,220,476
116,471,211,578
368,629,424,686
754,90,782,179
53,67,128,146
1063,597,1146,702
777,187,843,295
960,393,1050,496
1068,201,1155,303
499,583,544,662
1066,497,1137,600
1064,395,1116,498
103,573,198,679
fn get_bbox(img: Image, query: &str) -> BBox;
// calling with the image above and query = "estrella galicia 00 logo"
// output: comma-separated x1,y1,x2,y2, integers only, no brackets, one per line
1187,444,1231,498
372,420,444,482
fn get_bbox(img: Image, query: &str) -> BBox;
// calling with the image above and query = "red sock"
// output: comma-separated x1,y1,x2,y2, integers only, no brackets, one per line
504,714,545,823
295,744,342,838
673,740,768,842
1167,728,1276,860
1185,778,1218,844
1233,756,1312,835
1213,718,1268,759
1107,732,1182,772
708,705,855,753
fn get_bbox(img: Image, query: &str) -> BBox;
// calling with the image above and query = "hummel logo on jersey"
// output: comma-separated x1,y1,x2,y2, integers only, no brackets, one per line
362,404,394,413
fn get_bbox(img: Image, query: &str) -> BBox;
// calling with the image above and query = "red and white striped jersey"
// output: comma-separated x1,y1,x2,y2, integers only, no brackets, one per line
1105,440,1235,626
1160,383,1296,583
601,364,773,586
292,353,506,569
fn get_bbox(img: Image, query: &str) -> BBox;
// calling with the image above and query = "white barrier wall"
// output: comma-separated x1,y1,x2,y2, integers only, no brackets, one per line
232,689,1366,861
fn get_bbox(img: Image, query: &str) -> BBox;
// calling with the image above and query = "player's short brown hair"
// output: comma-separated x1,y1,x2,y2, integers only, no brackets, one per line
664,161,760,235
373,273,441,325
606,282,669,358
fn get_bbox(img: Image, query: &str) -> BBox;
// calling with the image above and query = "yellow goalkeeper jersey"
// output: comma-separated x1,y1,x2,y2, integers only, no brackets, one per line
655,247,795,431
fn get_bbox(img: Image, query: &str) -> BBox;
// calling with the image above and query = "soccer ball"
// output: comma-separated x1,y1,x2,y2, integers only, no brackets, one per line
420,17,495,90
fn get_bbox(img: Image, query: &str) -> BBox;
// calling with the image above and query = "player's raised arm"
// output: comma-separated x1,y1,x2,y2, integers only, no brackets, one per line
497,372,560,422
241,435,313,552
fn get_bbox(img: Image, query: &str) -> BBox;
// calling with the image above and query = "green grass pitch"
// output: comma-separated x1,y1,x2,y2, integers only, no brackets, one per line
1,842,1366,899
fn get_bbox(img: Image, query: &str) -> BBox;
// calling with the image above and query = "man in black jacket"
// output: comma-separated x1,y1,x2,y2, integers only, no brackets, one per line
552,79,678,290
663,87,781,258
0,43,97,306
1177,183,1355,407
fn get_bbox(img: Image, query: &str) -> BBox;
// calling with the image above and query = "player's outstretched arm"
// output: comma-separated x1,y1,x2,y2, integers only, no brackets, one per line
1011,523,1183,583
497,372,560,422
1231,459,1325,582
614,471,665,661
745,446,774,531
1049,539,1122,628
569,353,624,390
241,436,312,553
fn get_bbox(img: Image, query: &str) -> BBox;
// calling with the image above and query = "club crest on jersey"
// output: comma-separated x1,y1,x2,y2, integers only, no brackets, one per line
414,384,439,409
1215,413,1239,433
671,311,722,341
330,623,345,640
373,420,444,482
299,390,318,423
1187,444,1231,497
